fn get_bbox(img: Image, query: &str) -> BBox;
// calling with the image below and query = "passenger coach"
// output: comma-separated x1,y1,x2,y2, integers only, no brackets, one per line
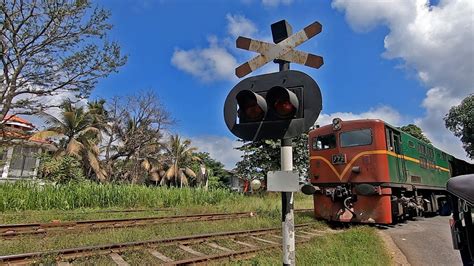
303,118,474,224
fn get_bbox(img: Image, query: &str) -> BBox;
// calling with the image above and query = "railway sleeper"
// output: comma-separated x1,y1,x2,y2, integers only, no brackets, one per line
0,224,322,265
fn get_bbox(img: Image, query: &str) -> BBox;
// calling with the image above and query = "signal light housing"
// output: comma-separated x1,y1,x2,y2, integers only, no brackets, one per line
224,70,322,141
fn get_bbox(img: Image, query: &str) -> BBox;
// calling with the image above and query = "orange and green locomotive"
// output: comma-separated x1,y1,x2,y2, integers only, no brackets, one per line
303,118,474,224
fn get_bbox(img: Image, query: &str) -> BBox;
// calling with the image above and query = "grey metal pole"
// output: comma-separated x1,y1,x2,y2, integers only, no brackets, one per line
278,61,295,266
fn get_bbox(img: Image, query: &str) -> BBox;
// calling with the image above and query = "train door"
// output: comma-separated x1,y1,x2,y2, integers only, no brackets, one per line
386,128,407,182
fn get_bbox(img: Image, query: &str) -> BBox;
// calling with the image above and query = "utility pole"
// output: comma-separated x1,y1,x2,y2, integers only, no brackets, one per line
277,54,296,265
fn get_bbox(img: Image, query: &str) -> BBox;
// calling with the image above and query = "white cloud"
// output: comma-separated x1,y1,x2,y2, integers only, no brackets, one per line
415,87,468,159
190,135,243,169
171,36,238,82
171,14,265,82
332,0,474,161
262,0,293,8
226,14,258,38
317,106,403,127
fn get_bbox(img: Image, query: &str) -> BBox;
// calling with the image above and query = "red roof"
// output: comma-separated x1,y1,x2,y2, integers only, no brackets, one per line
2,115,34,127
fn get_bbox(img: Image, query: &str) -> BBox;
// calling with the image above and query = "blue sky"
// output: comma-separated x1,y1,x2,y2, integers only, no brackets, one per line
91,0,473,168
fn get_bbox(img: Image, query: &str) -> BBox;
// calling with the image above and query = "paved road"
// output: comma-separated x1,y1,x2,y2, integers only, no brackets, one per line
381,216,462,265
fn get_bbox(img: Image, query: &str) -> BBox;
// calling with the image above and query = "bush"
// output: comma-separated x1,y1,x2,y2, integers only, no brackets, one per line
38,153,85,183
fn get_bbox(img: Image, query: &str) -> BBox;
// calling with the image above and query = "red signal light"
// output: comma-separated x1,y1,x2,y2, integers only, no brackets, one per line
274,99,296,117
240,102,265,121
236,90,267,123
266,86,299,119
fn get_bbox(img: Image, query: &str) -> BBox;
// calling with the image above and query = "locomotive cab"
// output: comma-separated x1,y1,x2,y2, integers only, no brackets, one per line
306,118,393,223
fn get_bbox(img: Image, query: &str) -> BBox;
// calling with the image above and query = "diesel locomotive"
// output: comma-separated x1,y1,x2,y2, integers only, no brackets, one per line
302,118,474,224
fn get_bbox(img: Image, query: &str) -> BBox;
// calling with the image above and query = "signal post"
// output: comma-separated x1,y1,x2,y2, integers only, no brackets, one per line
224,20,324,265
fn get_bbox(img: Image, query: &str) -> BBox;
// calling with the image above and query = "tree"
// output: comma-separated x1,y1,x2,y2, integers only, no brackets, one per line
32,100,106,181
235,133,309,183
101,91,172,182
162,135,200,187
444,94,474,159
0,0,126,122
399,124,431,144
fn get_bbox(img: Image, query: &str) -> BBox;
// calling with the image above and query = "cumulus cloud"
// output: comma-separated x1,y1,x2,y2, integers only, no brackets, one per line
171,36,238,82
190,135,243,169
226,14,258,38
332,0,474,160
171,13,260,82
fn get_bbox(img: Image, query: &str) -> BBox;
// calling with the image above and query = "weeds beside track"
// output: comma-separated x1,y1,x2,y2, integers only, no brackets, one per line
1,212,256,238
0,223,331,265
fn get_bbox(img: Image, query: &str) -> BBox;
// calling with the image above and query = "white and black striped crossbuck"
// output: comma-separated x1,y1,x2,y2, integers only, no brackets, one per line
235,21,324,78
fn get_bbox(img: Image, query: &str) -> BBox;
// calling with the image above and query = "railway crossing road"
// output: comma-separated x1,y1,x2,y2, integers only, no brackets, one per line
380,216,462,265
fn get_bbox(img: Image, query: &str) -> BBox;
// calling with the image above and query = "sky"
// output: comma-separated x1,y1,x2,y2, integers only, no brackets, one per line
89,0,474,169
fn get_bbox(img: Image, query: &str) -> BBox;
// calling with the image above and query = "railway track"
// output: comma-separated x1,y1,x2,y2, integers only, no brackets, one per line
0,212,255,238
0,209,313,239
0,223,332,265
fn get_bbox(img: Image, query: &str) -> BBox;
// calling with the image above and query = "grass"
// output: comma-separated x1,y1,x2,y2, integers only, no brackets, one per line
0,213,320,255
0,185,313,224
241,227,390,266
0,181,247,211
0,182,391,265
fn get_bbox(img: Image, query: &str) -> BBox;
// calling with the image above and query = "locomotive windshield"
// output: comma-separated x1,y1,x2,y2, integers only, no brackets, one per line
313,134,336,150
340,128,372,147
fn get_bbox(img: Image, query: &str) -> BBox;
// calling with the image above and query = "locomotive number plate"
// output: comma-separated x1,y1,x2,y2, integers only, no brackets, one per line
332,154,346,165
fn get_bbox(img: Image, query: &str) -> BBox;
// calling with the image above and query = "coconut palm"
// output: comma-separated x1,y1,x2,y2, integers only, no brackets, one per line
162,134,200,187
32,101,107,181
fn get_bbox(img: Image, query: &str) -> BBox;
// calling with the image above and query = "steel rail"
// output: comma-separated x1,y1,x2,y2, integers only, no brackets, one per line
0,223,318,264
0,212,255,238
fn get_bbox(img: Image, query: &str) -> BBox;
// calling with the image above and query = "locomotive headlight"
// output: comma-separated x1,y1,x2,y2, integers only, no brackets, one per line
351,166,361,173
332,118,342,131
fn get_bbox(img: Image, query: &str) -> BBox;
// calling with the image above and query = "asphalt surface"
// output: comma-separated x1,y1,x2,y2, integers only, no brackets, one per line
381,216,462,265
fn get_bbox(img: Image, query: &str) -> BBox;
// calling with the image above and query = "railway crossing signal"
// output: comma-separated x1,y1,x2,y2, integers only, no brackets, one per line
224,19,325,266
224,20,323,142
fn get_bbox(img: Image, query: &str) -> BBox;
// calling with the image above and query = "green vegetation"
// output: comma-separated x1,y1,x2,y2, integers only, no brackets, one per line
0,181,244,212
399,124,431,144
445,94,474,158
246,227,390,266
38,154,85,183
0,185,390,265
235,133,310,183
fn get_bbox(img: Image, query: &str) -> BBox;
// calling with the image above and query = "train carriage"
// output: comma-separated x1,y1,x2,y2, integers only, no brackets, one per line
304,118,474,224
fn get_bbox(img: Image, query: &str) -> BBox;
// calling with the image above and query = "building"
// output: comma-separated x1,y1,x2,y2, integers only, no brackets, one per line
0,115,55,180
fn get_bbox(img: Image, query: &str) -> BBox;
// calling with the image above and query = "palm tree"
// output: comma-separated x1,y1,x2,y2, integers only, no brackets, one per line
32,101,107,181
162,134,200,187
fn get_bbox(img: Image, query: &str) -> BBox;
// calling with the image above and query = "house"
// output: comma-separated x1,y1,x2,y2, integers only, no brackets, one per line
0,115,55,180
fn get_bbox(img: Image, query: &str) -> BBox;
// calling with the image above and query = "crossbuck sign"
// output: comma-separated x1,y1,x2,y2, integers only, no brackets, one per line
235,21,324,78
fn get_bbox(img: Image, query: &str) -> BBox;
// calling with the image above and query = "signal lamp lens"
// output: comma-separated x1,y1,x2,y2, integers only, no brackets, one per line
267,86,298,119
239,103,264,121
274,99,296,117
236,90,267,123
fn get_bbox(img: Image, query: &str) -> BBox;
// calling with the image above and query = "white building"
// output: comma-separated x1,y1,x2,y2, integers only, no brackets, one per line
0,115,55,181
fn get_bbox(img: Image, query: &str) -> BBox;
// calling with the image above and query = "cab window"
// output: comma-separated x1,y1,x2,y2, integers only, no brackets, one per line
340,129,372,148
313,134,336,150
